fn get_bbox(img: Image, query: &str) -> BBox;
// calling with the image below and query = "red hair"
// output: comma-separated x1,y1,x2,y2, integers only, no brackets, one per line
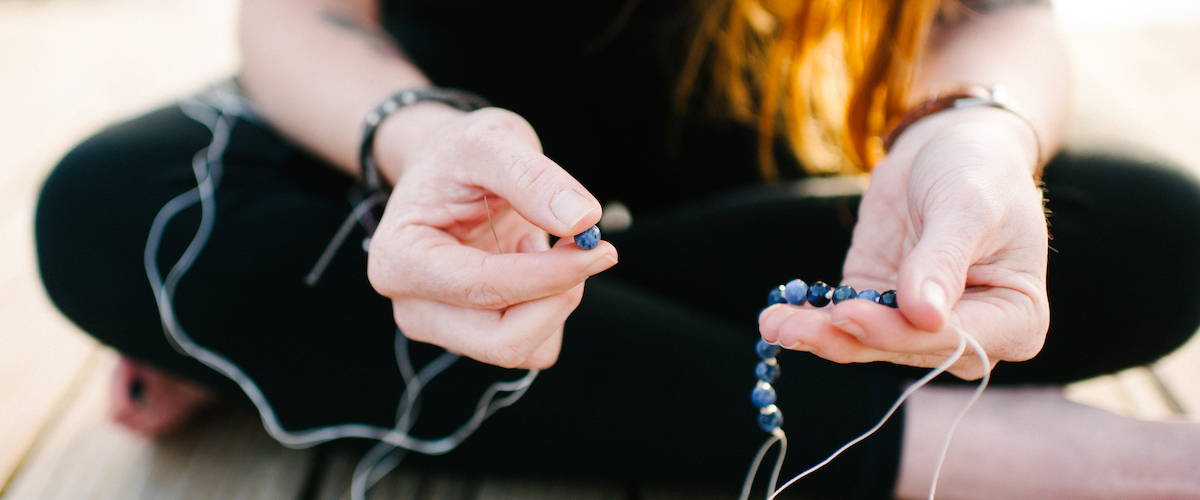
676,0,954,177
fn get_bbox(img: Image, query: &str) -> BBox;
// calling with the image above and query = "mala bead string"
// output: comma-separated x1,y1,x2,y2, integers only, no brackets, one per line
775,279,898,309
739,337,787,500
749,280,992,500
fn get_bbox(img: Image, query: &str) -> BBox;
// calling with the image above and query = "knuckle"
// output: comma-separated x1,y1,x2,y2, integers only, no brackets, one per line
486,339,532,369
1006,292,1049,362
463,108,531,143
366,256,390,295
464,280,509,309
367,251,405,297
526,348,560,370
1008,332,1046,362
392,306,428,343
507,155,552,193
924,245,970,278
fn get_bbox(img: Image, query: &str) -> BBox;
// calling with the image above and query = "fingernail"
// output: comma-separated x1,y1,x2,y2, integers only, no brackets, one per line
922,281,947,315
832,319,867,340
786,341,810,351
585,254,617,274
551,190,592,229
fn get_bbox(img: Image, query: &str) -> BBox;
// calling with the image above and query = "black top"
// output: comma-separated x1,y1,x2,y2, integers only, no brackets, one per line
382,1,804,213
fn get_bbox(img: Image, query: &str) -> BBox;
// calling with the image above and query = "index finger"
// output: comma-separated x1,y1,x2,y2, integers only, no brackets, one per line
457,126,601,237
827,287,1045,362
369,225,617,309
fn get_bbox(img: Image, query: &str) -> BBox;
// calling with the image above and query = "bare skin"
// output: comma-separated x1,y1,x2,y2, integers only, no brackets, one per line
106,1,1200,498
108,357,213,436
898,385,1200,499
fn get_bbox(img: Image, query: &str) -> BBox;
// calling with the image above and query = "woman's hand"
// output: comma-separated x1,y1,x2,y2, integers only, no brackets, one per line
367,106,618,369
759,107,1049,379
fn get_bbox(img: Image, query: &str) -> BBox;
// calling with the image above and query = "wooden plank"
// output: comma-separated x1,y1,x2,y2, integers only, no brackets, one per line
636,484,737,500
1064,374,1140,417
0,0,237,492
0,204,99,492
310,442,629,500
1153,333,1200,419
1064,366,1183,421
310,448,422,500
4,351,313,500
474,476,626,500
1113,368,1179,420
418,473,478,500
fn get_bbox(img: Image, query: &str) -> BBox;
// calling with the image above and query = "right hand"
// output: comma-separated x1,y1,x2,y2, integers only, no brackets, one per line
366,106,618,369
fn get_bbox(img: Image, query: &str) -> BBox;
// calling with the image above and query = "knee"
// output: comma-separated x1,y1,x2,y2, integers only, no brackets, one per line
1045,152,1200,351
35,136,125,325
34,117,185,346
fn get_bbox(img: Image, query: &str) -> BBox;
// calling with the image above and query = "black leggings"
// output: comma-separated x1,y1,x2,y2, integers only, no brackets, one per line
34,88,1200,498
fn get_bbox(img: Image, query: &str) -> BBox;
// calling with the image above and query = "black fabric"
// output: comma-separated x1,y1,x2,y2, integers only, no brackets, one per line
34,101,1200,498
379,0,811,216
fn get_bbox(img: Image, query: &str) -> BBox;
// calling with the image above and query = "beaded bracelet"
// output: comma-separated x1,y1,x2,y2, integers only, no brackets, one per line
358,87,490,195
753,280,898,434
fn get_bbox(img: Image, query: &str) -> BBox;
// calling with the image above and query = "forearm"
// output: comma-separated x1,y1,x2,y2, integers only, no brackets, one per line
238,0,458,178
912,1,1070,171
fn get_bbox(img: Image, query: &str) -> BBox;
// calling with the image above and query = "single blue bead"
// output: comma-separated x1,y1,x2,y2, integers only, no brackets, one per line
755,339,781,360
751,384,777,408
832,285,857,304
573,225,601,250
807,281,832,307
783,279,808,305
755,361,780,383
758,408,784,432
857,289,881,303
879,290,899,308
766,286,787,306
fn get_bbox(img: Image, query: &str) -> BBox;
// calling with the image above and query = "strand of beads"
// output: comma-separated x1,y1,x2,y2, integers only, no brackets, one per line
753,339,784,432
753,281,898,432
771,279,898,309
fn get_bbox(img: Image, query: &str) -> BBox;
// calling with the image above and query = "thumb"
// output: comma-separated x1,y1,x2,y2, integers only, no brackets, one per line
896,219,975,332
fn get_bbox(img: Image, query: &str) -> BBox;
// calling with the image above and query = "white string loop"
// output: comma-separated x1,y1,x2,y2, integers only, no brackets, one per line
146,90,538,500
747,324,991,500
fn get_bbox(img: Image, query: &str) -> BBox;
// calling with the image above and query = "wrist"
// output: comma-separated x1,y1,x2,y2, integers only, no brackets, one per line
895,106,1041,179
372,102,467,183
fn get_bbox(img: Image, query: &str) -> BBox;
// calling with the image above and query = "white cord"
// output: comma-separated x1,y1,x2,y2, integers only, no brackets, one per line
767,325,990,500
738,428,787,500
145,91,537,466
349,334,458,500
927,325,990,500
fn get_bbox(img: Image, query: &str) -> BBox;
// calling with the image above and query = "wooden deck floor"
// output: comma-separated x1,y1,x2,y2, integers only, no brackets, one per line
2,1,1198,498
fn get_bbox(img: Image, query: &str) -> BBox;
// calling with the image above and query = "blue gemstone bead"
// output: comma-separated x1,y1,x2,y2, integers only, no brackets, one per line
832,285,857,304
857,289,881,303
879,290,899,308
783,279,808,305
755,339,781,360
758,408,784,432
766,286,787,306
807,281,832,307
573,225,601,250
751,384,777,408
755,361,780,383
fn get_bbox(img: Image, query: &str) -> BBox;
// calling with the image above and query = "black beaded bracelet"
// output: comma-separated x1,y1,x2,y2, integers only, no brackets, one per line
358,87,490,194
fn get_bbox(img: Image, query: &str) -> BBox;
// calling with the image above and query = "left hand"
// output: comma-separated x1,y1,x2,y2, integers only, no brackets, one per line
758,107,1050,379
